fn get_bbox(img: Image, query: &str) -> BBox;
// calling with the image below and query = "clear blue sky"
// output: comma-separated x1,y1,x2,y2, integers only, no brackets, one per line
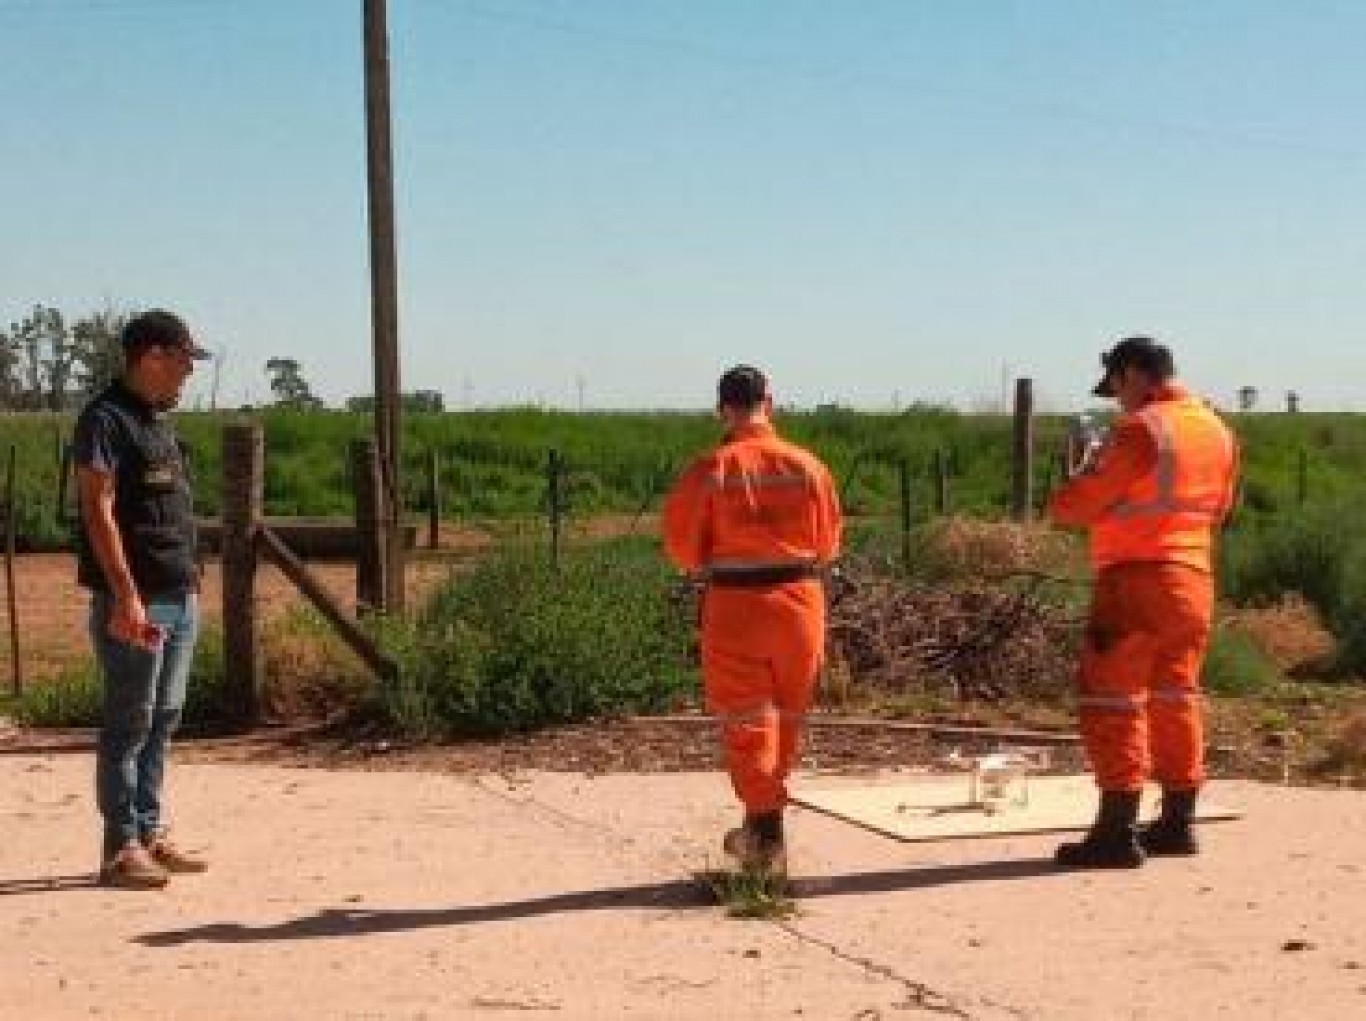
2,0,1363,411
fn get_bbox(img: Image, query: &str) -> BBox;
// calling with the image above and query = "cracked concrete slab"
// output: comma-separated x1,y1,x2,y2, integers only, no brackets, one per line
2,756,1363,1020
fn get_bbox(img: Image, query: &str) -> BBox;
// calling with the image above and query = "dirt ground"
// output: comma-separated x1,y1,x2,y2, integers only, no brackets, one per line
2,753,1363,1020
0,552,455,683
1,518,649,685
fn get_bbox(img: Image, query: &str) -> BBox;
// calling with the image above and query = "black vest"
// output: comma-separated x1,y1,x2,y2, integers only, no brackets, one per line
75,381,198,597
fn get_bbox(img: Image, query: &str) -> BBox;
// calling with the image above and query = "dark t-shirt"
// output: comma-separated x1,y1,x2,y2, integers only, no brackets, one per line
72,380,198,597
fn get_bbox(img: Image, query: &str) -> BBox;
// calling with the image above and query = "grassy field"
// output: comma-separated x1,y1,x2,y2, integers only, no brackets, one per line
5,406,1364,545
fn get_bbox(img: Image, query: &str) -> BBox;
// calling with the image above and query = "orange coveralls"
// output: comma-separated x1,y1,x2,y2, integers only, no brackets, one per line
663,422,842,814
1050,384,1238,793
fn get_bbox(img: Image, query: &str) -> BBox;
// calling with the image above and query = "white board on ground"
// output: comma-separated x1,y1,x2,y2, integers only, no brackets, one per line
792,774,1242,843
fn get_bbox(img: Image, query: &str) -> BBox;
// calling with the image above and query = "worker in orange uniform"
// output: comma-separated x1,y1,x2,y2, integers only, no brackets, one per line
663,366,842,873
1049,337,1239,869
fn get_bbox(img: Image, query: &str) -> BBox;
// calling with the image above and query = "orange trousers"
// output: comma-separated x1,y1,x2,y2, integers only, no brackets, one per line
701,581,825,814
1078,562,1214,792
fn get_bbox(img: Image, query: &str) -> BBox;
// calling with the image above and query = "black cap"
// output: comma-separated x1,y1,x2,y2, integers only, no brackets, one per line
120,309,212,360
717,365,769,410
1092,336,1174,397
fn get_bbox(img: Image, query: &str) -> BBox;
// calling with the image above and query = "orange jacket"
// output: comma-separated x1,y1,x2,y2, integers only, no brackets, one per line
663,421,842,577
1049,383,1238,573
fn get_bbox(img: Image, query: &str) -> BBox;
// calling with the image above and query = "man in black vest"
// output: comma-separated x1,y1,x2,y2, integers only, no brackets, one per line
74,309,211,889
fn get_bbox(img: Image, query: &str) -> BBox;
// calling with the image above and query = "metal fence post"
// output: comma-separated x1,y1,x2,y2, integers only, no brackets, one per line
933,448,951,516
427,447,442,550
898,457,913,572
547,448,565,570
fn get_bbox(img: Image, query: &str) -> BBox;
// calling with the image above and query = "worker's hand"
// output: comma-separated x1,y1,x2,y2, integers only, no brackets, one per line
1065,414,1109,479
108,595,165,651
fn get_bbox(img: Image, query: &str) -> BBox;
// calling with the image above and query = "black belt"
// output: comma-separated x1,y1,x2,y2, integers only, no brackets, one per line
706,565,819,587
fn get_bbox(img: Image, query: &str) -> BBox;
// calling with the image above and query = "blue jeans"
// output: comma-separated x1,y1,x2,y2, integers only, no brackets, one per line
92,591,199,859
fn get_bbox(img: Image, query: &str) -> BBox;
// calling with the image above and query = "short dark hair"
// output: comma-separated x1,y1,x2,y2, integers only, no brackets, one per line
1093,336,1176,397
120,309,193,362
717,365,769,411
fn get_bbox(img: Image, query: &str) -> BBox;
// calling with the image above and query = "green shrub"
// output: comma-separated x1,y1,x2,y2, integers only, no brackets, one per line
1221,510,1347,616
1202,625,1283,696
14,623,235,732
1221,504,1366,677
378,537,695,736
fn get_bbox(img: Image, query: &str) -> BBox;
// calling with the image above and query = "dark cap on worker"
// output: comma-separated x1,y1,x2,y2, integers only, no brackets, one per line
120,309,212,360
717,365,769,410
1093,336,1174,397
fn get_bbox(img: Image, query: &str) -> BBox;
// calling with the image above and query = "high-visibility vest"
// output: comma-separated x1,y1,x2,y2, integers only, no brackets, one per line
1091,395,1238,572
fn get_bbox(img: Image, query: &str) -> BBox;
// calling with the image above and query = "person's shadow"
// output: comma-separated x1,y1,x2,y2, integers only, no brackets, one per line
133,857,1061,947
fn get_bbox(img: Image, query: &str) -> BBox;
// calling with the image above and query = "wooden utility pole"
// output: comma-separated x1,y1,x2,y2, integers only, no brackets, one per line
364,0,405,613
1011,378,1035,521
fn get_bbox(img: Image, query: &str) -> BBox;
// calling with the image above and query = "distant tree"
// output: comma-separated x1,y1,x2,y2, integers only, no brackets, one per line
70,307,127,399
0,322,19,409
406,389,444,413
0,303,141,411
1,304,78,410
265,357,323,410
346,390,445,414
1237,386,1258,413
5,306,52,409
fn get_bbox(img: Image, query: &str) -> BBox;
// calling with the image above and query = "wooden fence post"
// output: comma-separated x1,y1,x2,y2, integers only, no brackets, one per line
1011,378,1035,521
56,442,72,524
427,447,441,550
352,438,386,613
222,423,264,728
4,445,21,696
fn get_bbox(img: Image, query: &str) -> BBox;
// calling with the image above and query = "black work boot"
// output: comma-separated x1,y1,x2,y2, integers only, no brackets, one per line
722,810,787,874
1055,790,1145,870
1139,788,1200,857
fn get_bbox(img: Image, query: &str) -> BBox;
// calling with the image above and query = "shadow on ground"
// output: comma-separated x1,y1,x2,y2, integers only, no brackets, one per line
0,874,99,897
132,857,1061,947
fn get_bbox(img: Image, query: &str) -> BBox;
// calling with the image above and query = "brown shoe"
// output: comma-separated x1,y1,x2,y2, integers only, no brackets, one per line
144,832,209,875
99,844,169,890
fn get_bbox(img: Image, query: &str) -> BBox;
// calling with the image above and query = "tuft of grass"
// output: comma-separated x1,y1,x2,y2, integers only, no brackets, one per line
695,868,797,921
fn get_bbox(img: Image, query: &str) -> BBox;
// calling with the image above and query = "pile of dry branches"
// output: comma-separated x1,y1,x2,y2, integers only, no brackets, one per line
826,569,1081,702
